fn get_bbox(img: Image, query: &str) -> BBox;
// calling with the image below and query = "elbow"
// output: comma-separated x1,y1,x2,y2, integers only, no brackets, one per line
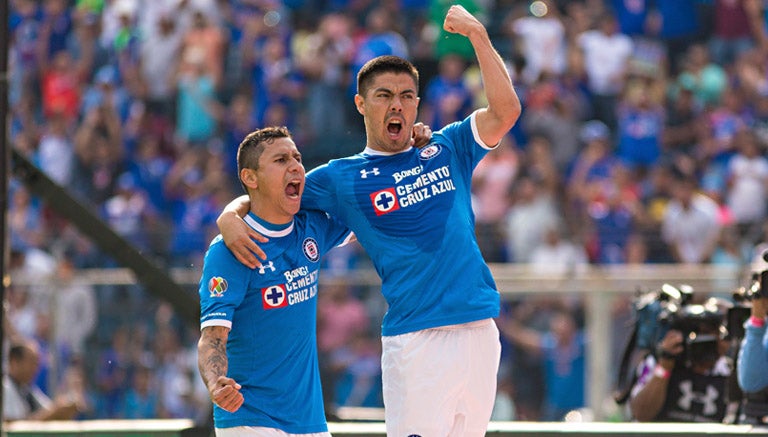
499,96,522,124
496,100,522,131
509,98,522,123
739,375,766,393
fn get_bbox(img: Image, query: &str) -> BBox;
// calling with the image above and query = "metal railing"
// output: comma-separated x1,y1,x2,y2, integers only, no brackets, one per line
9,263,752,421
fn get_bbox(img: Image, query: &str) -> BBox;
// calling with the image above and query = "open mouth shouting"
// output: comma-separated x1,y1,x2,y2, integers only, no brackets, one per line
285,179,302,200
386,117,404,141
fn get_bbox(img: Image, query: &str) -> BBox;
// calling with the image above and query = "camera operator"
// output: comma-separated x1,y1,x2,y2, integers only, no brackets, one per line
736,291,768,424
629,302,732,422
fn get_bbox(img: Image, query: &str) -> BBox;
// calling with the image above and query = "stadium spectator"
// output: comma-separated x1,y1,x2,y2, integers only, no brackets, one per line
499,301,587,421
174,48,220,148
294,12,355,142
317,276,370,416
72,100,125,204
36,112,75,187
178,8,226,90
662,84,701,158
102,172,158,254
615,79,665,173
429,0,483,62
8,183,46,252
47,254,98,360
121,363,160,419
347,6,409,100
709,0,757,66
519,72,584,174
529,224,589,276
330,329,384,409
661,172,723,264
724,129,768,241
508,0,567,86
565,120,622,240
504,171,561,264
472,136,519,262
648,0,703,75
136,8,184,137
421,53,473,130
164,148,223,267
577,12,634,132
676,43,728,109
2,339,83,421
40,50,83,124
93,326,133,418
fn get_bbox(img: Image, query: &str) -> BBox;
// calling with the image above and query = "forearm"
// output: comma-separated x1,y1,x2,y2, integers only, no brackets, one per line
198,327,229,388
470,27,520,143
738,323,768,392
217,195,251,227
630,378,668,421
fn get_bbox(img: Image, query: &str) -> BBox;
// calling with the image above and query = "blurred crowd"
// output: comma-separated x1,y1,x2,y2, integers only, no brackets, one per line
5,0,768,424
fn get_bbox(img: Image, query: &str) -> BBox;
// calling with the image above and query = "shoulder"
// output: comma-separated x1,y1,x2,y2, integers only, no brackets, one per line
203,236,243,267
308,154,366,178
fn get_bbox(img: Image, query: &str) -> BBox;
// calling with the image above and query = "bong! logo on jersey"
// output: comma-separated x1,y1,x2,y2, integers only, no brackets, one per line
303,238,320,262
262,284,288,309
370,188,400,216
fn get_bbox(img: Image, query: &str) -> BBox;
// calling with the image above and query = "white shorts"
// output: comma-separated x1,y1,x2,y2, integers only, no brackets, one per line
381,318,501,437
215,427,331,437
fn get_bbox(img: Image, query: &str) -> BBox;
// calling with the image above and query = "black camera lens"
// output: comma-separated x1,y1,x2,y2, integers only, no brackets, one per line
686,332,719,364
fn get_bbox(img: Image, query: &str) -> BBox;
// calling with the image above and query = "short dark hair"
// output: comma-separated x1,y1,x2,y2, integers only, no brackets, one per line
8,341,35,362
357,55,419,97
237,126,292,193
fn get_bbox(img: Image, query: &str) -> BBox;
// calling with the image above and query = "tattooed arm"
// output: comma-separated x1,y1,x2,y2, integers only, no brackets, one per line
198,326,244,412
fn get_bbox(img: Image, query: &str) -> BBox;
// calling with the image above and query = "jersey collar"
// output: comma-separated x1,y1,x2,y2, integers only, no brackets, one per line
244,212,294,238
362,146,413,156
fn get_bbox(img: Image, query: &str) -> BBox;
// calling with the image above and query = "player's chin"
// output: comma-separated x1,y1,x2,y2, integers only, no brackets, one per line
284,198,301,215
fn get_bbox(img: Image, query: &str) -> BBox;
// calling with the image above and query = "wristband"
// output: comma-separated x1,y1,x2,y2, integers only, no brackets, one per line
653,365,671,380
750,316,766,328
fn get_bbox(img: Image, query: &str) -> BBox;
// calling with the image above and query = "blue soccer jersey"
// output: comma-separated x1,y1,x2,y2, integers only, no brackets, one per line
199,211,350,433
303,111,500,336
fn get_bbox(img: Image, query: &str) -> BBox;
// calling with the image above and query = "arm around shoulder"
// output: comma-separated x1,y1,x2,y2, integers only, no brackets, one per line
216,195,267,268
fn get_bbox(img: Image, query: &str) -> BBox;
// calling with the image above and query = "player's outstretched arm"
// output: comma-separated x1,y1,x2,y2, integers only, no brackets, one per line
198,326,244,413
443,5,520,146
217,195,268,268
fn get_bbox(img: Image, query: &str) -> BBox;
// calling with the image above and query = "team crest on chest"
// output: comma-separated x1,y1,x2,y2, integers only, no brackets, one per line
302,238,320,262
418,144,442,160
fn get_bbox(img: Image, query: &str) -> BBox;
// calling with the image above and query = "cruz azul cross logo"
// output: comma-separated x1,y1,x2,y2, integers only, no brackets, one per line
262,284,288,309
370,188,400,216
